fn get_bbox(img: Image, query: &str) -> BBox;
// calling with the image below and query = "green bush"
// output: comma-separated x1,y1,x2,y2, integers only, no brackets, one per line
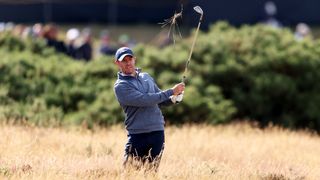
192,22,320,130
0,39,121,127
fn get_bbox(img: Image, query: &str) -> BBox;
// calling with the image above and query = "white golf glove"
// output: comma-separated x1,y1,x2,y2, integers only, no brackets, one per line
170,91,184,104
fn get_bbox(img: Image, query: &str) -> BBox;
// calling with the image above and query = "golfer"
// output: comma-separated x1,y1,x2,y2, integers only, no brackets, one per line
113,47,185,170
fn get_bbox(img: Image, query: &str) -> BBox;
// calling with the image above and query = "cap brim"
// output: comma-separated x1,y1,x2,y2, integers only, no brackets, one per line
117,54,133,61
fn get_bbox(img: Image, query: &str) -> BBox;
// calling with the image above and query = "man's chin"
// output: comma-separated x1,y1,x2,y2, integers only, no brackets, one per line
124,70,135,75
126,69,135,73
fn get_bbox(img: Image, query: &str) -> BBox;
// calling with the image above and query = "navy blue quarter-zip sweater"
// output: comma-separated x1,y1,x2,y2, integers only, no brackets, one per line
114,69,174,134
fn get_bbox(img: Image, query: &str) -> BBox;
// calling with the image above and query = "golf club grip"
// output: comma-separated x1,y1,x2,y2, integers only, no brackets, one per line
182,75,186,83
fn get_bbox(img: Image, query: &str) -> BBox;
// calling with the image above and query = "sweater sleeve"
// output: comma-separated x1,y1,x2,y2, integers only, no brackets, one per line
149,74,174,106
114,82,174,107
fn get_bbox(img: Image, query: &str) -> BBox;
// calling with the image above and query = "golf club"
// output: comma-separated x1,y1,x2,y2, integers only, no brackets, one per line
182,5,203,83
172,5,203,103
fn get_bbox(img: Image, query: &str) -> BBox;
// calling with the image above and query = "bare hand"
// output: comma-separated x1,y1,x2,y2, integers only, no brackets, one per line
172,83,185,95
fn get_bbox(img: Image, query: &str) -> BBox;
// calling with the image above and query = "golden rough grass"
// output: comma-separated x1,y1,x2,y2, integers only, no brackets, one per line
0,122,319,179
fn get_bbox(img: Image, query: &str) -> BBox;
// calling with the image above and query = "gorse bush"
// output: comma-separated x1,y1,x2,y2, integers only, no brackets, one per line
1,21,320,131
205,22,320,130
0,44,122,128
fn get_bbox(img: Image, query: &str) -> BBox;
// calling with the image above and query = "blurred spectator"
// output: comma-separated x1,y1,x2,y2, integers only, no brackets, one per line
21,26,32,39
5,22,15,31
118,33,136,48
262,1,282,28
150,30,173,48
31,23,44,38
66,28,80,58
0,22,5,32
294,23,312,41
99,29,117,55
42,24,67,54
76,28,93,61
12,24,26,37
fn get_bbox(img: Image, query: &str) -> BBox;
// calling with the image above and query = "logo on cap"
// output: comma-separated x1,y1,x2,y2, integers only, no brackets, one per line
115,47,134,61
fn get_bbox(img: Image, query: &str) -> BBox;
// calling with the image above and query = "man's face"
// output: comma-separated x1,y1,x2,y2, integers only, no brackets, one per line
115,55,136,74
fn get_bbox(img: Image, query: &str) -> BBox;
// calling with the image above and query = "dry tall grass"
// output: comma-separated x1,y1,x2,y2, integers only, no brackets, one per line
0,122,319,179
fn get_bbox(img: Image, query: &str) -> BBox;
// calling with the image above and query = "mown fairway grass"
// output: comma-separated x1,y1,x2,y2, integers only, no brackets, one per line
0,122,319,179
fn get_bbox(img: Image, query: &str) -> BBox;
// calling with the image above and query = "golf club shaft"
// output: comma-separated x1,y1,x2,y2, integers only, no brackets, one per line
182,14,203,83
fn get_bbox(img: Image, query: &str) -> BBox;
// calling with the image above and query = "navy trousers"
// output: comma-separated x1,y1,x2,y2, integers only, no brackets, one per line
124,131,165,166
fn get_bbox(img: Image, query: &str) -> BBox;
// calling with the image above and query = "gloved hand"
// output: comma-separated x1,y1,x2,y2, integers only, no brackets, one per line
170,91,184,104
176,92,184,102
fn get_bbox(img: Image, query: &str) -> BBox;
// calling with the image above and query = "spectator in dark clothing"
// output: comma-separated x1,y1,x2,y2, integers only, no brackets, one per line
99,30,117,55
76,28,92,61
66,28,80,59
43,24,67,54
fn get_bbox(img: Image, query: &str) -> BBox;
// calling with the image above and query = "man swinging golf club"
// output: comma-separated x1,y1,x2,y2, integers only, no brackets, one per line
113,47,185,171
114,5,203,172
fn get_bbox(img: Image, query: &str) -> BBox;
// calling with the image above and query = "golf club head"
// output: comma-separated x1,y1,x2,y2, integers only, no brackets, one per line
193,6,203,15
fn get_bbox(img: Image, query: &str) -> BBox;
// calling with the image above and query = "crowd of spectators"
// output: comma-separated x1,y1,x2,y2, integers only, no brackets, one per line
261,1,313,41
0,22,137,61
